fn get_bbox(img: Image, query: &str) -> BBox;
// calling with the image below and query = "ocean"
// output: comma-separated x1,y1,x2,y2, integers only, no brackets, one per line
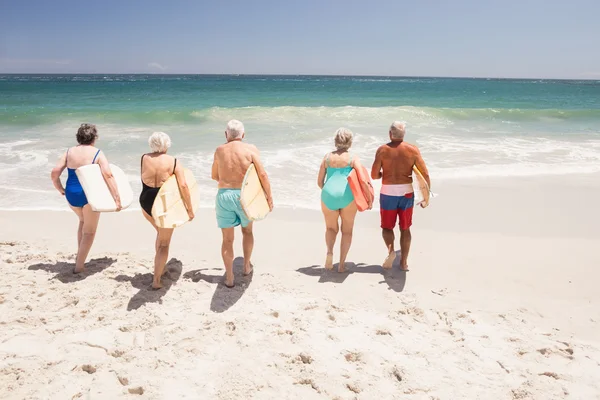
1,74,599,211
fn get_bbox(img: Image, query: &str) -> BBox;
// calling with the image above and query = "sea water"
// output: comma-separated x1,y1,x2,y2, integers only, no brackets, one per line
1,74,599,210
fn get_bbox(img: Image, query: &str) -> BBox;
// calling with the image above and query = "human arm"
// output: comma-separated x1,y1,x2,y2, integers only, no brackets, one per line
250,150,273,211
174,160,194,221
50,153,67,195
96,151,122,211
352,156,373,209
211,152,219,182
414,148,431,189
317,157,326,189
371,147,383,180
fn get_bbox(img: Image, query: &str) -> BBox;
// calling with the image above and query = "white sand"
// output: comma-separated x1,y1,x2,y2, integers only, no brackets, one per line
1,175,599,399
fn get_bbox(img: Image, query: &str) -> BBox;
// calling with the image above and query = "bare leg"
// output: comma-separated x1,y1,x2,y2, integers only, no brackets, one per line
399,228,412,271
152,227,174,289
338,201,357,272
381,228,396,269
241,223,254,275
69,205,84,252
142,210,162,270
74,205,100,273
321,201,339,270
221,228,235,287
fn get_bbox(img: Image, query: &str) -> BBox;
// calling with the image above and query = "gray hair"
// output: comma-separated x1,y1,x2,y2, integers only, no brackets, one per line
226,119,244,140
76,123,98,145
390,121,406,140
334,127,353,151
148,131,171,153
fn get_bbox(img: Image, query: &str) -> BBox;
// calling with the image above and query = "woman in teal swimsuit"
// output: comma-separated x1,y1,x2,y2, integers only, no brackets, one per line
318,128,372,272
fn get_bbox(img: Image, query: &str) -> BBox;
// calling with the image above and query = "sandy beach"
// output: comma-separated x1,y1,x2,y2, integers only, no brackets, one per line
1,175,600,399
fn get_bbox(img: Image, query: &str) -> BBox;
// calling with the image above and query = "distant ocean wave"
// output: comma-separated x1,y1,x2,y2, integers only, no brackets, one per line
2,106,600,127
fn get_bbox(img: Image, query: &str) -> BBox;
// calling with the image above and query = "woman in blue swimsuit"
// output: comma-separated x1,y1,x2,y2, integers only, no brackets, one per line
317,128,372,272
51,124,121,273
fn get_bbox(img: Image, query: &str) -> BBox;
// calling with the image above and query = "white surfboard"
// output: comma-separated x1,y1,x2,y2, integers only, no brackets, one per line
240,163,270,221
152,168,199,228
412,166,431,208
76,164,133,212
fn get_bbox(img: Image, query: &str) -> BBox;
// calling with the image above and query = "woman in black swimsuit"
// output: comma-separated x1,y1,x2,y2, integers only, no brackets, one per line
140,132,195,289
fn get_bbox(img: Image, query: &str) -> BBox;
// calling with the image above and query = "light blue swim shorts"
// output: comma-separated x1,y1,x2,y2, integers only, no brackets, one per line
215,189,251,229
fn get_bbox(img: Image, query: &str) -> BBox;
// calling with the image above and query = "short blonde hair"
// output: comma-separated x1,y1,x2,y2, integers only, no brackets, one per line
226,119,244,140
390,121,406,140
148,132,171,153
334,127,353,151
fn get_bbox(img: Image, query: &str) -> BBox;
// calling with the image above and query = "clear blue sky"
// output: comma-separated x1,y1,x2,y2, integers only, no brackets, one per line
1,0,598,78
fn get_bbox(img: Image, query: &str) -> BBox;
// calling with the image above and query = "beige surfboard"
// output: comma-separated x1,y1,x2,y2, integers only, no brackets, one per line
152,168,199,228
76,164,133,212
412,166,431,208
240,163,270,221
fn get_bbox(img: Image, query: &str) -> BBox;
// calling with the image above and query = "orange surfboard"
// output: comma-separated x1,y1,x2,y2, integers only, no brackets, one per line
348,166,374,212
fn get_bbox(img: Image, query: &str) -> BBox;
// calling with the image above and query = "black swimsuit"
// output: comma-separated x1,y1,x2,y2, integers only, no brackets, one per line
139,155,176,216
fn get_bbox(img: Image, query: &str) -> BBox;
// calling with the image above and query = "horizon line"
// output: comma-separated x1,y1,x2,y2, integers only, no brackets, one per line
0,72,598,81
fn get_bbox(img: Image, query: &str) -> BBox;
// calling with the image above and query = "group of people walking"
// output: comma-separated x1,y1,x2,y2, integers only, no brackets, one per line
51,120,430,289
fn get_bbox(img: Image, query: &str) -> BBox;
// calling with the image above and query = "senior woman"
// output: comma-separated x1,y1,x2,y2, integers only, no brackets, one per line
51,123,121,274
140,132,194,289
317,128,372,272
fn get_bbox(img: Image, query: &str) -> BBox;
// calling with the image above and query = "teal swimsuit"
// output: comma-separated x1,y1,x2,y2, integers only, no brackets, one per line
321,154,354,211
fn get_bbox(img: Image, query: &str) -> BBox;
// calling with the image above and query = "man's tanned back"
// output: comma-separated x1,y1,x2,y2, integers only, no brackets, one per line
372,142,430,187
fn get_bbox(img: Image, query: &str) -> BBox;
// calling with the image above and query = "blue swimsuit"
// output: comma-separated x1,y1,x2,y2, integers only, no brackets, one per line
65,148,100,208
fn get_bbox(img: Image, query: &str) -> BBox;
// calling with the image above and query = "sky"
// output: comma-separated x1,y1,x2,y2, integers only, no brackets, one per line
1,0,599,78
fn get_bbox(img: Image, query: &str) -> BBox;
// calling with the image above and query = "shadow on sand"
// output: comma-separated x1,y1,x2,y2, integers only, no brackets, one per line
296,251,406,292
113,258,182,311
28,257,116,283
182,257,253,313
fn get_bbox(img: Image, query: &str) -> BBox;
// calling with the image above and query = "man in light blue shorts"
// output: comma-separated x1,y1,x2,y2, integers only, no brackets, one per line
212,120,274,288
216,188,251,229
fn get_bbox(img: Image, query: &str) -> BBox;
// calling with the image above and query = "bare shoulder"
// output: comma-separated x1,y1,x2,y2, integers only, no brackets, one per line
403,142,421,153
376,144,388,155
214,144,226,155
246,142,259,153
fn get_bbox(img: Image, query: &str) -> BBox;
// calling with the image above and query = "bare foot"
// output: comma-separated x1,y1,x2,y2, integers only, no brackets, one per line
400,263,409,272
224,279,235,288
224,273,235,288
152,281,163,290
161,267,169,277
325,253,334,270
382,252,396,269
243,263,254,276
338,262,346,273
73,266,85,274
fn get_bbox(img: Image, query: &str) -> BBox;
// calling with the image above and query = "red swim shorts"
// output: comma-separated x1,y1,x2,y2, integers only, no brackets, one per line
380,193,414,230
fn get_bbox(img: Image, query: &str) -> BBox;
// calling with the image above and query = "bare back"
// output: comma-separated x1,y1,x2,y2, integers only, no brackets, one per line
66,145,100,169
141,153,176,188
372,141,430,186
213,141,257,189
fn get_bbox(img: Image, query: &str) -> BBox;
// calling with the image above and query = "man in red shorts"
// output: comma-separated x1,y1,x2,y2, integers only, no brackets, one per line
371,122,430,271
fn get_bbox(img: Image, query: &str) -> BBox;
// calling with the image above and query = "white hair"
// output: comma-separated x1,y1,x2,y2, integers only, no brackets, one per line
148,131,171,153
226,119,244,140
334,127,353,151
390,121,406,140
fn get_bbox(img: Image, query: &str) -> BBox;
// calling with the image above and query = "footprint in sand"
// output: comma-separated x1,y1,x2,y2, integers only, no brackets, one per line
295,378,320,393
295,353,313,364
346,382,361,393
344,351,363,363
128,387,144,395
81,365,96,374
